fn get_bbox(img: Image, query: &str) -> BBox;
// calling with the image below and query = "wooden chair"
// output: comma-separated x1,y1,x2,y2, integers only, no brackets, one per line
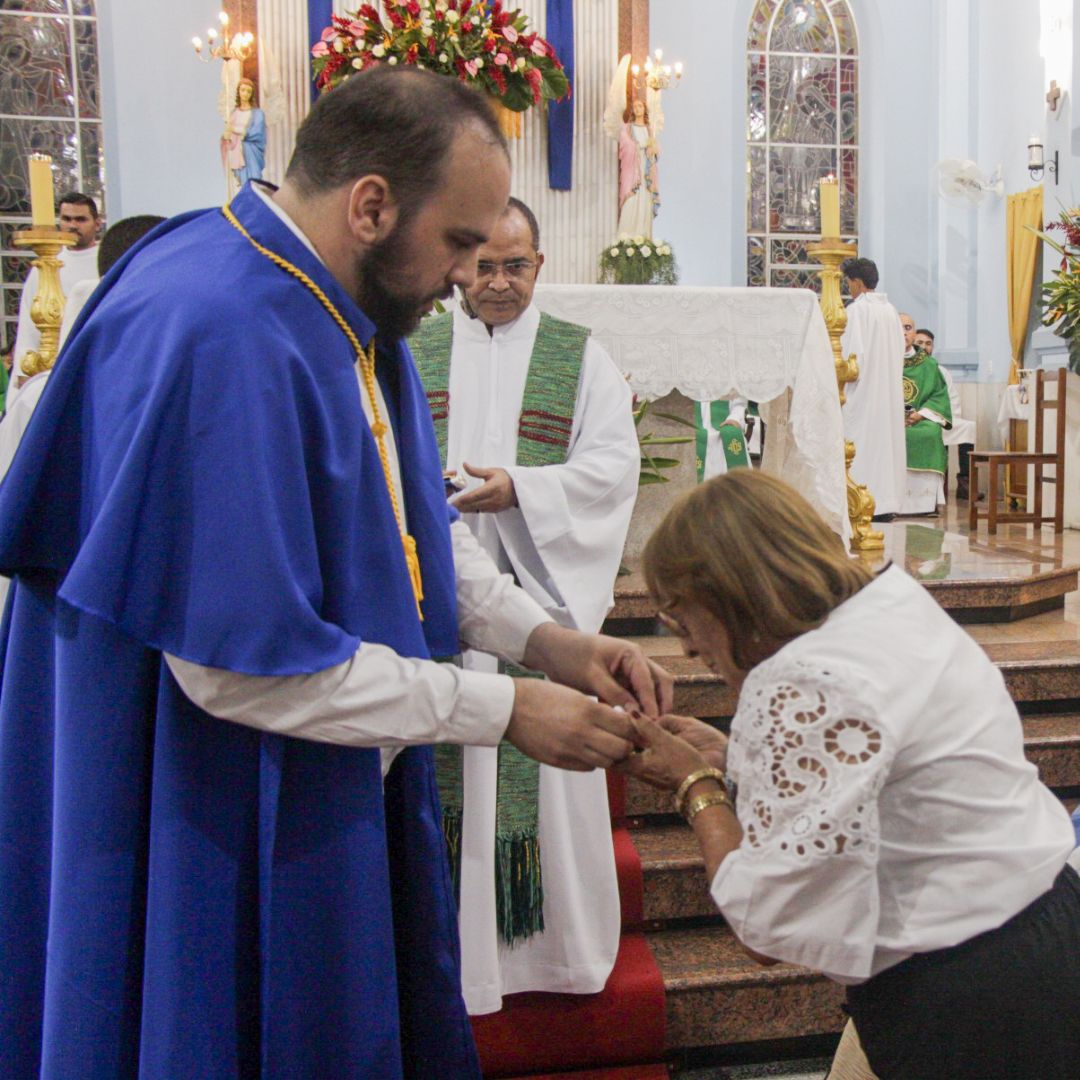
969,367,1067,533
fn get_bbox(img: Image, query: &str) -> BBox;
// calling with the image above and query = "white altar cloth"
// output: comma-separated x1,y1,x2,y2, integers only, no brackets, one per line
532,284,848,540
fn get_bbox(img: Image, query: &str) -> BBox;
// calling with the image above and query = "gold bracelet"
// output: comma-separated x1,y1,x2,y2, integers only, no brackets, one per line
672,767,727,817
684,790,732,823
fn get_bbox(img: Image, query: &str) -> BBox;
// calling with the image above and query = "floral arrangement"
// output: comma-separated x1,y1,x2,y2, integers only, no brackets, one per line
599,235,678,286
311,1,569,114
1033,204,1080,373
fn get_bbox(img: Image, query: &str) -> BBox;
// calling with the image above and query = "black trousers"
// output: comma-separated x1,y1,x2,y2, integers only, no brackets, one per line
846,864,1080,1079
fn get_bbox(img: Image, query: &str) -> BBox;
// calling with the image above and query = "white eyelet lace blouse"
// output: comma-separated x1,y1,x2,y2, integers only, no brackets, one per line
712,564,1075,984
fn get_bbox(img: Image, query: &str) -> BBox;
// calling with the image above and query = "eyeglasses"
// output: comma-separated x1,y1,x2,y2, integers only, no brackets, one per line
657,609,688,638
475,258,538,281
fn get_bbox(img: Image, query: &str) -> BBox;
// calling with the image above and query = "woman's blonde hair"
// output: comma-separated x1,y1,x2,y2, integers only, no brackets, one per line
643,470,873,671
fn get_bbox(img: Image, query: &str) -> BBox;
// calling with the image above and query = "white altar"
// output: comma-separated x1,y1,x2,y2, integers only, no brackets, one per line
533,284,848,540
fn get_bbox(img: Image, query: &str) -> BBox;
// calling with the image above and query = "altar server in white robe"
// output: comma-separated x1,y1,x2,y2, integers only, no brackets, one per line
840,257,906,517
409,197,640,1015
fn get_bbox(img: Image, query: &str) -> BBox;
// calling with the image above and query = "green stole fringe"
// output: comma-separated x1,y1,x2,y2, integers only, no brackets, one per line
411,310,589,945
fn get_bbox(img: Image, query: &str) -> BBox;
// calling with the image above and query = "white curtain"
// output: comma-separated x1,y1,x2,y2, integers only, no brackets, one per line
255,0,619,283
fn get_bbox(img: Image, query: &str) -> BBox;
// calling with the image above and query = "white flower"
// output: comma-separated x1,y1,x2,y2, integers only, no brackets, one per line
352,57,363,68
609,247,619,257
623,248,635,257
475,56,484,68
445,9,460,23
422,26,433,38
387,55,398,65
438,52,449,63
633,235,645,245
515,56,526,71
372,43,386,57
333,37,344,52
641,246,652,257
659,245,671,256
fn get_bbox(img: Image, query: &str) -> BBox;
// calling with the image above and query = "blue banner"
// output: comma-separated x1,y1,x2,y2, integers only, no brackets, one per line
309,0,334,102
546,0,574,191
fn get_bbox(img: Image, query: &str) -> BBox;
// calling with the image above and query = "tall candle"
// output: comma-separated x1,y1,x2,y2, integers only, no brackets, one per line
819,175,840,237
28,154,55,227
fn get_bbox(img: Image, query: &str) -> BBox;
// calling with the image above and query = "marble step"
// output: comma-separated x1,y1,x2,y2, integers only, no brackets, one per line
646,640,1080,721
622,713,1080,825
648,925,845,1052
607,556,1080,629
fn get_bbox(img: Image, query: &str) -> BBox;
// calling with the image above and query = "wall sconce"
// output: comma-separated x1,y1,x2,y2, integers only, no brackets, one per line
1028,136,1059,183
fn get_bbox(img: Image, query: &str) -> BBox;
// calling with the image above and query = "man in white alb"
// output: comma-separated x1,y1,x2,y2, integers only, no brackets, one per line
10,192,101,402
840,257,906,519
409,197,640,1015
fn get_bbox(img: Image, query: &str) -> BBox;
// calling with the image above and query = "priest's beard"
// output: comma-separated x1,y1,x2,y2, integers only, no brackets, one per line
354,226,450,342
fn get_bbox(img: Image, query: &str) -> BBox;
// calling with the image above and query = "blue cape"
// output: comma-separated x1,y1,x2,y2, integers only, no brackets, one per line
0,184,478,1078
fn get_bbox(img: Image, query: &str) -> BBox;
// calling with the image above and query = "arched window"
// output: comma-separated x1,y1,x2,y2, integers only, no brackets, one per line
747,0,858,289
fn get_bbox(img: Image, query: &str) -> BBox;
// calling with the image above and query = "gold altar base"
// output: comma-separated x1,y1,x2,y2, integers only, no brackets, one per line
12,227,76,379
807,237,884,552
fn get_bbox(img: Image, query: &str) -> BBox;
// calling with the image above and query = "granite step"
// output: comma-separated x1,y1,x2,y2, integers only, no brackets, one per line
642,640,1080,721
648,925,845,1053
606,558,1080,630
622,712,1080,823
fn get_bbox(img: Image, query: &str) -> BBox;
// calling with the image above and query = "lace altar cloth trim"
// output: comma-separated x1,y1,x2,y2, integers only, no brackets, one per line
533,285,848,539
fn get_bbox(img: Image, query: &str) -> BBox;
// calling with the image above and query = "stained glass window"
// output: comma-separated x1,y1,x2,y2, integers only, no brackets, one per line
0,0,104,347
746,0,858,290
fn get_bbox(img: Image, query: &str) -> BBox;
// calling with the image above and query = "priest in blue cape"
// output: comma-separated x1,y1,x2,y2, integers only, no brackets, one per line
0,68,670,1079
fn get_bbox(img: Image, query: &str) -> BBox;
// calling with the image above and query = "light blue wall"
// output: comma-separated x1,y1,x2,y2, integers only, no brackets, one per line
98,0,231,220
649,0,1053,382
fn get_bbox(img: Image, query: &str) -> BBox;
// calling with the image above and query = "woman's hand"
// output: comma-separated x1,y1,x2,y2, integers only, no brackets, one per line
618,715,710,792
656,714,729,773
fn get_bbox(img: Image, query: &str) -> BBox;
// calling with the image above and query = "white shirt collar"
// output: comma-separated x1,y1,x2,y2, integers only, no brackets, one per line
251,181,323,265
453,299,541,344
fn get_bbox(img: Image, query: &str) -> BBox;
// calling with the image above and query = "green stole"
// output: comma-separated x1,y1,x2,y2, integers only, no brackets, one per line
903,350,952,476
694,399,751,481
410,309,589,946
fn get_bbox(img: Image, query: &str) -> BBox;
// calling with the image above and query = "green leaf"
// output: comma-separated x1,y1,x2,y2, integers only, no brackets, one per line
650,410,698,429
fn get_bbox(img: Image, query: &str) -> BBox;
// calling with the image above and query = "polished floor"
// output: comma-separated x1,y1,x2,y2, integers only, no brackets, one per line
877,503,1080,646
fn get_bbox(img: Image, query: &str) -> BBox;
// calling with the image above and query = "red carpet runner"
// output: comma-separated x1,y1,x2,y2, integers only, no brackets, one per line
470,773,667,1078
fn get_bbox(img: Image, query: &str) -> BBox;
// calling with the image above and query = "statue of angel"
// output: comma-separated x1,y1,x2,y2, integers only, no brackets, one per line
603,54,664,241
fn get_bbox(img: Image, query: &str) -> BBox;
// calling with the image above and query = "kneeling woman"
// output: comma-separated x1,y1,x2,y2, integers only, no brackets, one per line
625,470,1080,1080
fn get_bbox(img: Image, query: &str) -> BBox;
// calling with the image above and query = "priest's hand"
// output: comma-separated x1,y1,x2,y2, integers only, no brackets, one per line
505,679,636,771
522,622,675,718
905,410,924,427
453,463,518,513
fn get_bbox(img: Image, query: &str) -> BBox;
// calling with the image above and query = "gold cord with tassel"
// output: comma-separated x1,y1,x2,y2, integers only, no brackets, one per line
221,204,424,619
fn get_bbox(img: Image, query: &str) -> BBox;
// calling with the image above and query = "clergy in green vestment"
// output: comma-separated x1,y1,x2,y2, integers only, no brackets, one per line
903,347,952,476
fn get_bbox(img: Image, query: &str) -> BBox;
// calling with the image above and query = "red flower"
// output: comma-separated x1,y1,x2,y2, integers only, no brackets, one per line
461,20,473,32
387,9,405,27
428,35,437,54
406,42,419,63
359,4,379,19
406,0,421,16
482,36,496,53
524,65,542,103
461,0,472,14
434,9,444,20
489,66,507,94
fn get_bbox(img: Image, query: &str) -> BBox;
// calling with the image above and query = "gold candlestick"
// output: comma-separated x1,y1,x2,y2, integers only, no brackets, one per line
807,238,884,552
12,227,76,379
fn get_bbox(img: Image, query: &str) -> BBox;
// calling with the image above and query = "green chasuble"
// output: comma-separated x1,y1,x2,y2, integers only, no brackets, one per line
903,349,952,476
410,310,588,946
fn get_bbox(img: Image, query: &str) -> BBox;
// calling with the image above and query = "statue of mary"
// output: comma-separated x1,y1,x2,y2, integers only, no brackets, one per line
221,77,266,199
